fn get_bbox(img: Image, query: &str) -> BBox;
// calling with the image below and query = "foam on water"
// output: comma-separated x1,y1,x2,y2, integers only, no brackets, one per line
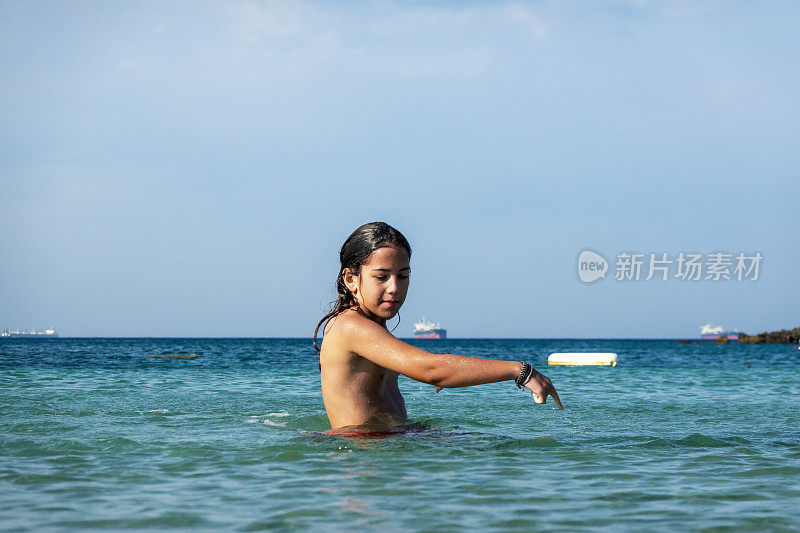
246,412,291,427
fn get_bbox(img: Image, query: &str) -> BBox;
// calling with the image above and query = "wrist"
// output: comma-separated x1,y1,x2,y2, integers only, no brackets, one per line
515,362,535,389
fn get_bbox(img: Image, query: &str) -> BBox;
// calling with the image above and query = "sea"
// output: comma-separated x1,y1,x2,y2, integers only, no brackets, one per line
1,338,799,531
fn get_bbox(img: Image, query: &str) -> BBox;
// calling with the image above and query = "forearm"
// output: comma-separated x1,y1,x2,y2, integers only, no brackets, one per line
426,354,523,388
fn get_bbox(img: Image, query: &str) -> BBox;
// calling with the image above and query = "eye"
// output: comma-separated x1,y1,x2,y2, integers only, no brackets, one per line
399,274,409,280
375,275,388,281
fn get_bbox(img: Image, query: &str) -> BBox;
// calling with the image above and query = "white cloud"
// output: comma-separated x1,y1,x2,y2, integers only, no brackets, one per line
367,2,478,35
502,3,547,40
224,0,306,43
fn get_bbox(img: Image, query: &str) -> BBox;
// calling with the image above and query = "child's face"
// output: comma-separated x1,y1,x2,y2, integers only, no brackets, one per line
346,245,410,325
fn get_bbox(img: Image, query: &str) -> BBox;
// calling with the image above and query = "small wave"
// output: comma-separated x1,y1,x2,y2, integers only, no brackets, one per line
733,466,800,477
629,433,751,449
97,436,142,451
246,412,291,427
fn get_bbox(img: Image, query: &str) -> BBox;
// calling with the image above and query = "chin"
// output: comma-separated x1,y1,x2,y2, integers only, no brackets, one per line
379,307,401,320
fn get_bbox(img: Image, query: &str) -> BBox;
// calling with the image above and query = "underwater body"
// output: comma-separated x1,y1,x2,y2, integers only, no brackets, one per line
2,338,799,530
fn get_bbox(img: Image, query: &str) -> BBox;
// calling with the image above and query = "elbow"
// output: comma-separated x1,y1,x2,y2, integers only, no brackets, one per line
427,371,445,388
422,357,450,388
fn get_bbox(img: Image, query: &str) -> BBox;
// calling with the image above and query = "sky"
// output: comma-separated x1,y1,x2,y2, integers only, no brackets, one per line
1,1,798,338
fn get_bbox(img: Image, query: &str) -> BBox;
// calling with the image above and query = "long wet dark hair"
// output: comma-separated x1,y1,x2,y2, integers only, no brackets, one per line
313,222,412,354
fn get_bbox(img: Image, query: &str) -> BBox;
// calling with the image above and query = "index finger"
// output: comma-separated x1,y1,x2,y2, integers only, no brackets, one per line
549,387,564,410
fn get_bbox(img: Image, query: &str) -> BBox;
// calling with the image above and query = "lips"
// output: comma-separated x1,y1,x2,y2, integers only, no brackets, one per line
382,300,399,306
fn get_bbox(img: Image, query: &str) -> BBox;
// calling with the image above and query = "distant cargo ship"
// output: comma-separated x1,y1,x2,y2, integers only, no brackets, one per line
1,328,59,338
413,317,446,339
700,324,738,341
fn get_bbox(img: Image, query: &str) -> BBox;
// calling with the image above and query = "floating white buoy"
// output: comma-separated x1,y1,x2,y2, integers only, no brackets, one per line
548,353,618,366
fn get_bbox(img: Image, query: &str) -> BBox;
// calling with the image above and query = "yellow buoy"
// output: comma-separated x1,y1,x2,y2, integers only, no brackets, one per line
548,352,618,366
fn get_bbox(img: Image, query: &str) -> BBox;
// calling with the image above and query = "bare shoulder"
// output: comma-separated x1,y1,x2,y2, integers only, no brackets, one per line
323,309,353,339
321,311,391,374
322,310,364,355
321,310,401,361
324,309,384,341
322,310,440,383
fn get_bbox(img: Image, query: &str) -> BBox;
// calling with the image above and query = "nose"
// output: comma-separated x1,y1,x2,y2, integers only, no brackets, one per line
386,276,398,294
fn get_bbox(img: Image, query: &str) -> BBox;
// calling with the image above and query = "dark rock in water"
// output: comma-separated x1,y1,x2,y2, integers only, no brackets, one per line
715,335,730,344
738,326,800,344
678,340,692,344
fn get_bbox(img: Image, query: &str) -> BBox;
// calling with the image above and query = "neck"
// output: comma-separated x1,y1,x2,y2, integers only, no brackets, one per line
354,305,387,328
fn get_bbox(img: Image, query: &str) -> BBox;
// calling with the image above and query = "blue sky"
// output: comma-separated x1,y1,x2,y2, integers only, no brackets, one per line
1,1,798,338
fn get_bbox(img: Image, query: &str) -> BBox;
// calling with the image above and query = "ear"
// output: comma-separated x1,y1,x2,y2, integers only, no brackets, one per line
342,268,359,297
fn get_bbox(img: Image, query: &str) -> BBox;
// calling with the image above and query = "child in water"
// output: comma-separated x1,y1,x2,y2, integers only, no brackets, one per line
314,222,562,433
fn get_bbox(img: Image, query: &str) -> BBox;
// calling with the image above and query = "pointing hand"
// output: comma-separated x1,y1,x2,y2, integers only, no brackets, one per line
524,370,563,409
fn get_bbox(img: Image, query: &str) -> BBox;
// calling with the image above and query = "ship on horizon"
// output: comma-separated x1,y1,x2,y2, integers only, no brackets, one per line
413,317,447,339
1,328,59,338
700,324,738,341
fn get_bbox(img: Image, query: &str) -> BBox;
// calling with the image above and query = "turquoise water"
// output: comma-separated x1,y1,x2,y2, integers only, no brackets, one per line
2,338,799,531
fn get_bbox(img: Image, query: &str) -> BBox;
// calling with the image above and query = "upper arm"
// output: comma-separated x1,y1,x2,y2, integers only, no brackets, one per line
337,315,438,384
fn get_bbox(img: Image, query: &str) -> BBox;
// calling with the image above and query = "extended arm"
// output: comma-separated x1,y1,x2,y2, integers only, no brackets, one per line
340,314,563,408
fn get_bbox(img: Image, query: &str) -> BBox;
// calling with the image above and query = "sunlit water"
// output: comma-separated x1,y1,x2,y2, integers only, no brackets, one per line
2,338,799,531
